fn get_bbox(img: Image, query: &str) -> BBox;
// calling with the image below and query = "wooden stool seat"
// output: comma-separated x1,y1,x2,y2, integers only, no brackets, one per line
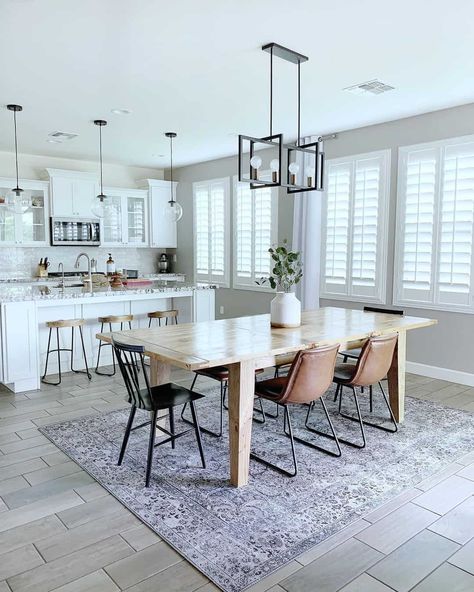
147,309,178,328
98,314,134,324
147,310,178,319
46,319,85,329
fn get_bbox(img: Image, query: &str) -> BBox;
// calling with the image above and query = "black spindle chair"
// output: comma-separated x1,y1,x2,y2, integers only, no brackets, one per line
113,338,206,487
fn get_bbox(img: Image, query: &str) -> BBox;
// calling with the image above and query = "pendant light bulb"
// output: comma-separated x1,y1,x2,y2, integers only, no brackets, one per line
163,132,183,222
6,104,31,213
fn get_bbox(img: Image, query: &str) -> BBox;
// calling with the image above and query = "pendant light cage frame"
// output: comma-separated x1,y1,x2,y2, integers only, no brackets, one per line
237,42,325,194
165,131,177,204
94,119,107,203
7,104,25,197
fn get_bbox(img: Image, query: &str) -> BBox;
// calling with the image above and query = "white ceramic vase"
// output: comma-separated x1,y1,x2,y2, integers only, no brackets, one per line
270,292,301,328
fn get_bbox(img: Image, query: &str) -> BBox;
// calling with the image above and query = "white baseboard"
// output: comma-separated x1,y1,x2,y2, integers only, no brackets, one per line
406,361,474,387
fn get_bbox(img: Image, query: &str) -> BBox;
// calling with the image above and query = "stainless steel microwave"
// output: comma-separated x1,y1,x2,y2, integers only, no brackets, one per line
50,217,101,246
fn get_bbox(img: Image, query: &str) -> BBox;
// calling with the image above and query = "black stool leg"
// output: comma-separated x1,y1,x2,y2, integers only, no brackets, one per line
190,401,206,468
145,410,158,487
41,327,62,386
56,328,62,385
118,405,136,465
78,326,91,380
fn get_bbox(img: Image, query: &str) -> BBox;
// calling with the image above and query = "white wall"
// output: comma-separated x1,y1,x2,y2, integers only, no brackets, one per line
0,151,164,188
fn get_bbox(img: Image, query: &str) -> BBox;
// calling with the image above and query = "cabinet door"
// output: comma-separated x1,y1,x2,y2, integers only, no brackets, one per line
19,191,47,245
102,195,124,245
73,179,97,217
0,205,16,244
51,177,75,216
150,184,177,248
127,195,147,245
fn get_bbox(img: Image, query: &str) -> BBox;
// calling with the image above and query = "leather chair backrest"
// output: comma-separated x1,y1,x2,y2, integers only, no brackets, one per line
349,333,398,387
280,344,339,405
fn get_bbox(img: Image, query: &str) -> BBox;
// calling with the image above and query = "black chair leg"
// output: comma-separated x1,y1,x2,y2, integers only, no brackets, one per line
182,374,224,438
145,410,158,487
169,407,175,449
118,405,136,465
359,382,398,433
337,385,367,449
298,398,342,457
251,406,298,477
333,383,341,403
189,401,206,468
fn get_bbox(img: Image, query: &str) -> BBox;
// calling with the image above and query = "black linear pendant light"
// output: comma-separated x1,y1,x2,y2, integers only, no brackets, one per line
6,104,31,212
163,131,183,222
238,43,324,194
91,119,113,218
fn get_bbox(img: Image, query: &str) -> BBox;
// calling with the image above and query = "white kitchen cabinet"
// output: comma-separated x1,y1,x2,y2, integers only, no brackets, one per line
101,187,148,247
139,179,177,248
46,168,99,218
0,178,49,246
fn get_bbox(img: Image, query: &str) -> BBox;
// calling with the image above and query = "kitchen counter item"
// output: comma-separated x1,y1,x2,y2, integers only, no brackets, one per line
122,278,153,287
158,253,169,273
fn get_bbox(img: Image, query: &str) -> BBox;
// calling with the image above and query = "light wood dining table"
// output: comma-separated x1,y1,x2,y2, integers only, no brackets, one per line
97,307,437,487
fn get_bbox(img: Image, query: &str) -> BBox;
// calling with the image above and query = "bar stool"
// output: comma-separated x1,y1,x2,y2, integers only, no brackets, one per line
95,314,134,376
147,309,178,327
41,319,91,386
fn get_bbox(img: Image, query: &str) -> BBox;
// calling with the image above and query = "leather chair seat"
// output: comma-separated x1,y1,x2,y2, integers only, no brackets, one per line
333,363,357,384
255,376,288,401
339,347,362,360
195,366,264,382
133,382,205,411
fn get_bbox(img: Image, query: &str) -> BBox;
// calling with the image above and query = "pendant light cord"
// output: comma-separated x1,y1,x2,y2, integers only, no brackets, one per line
13,109,19,189
99,124,104,196
170,134,174,204
297,59,301,147
269,46,273,137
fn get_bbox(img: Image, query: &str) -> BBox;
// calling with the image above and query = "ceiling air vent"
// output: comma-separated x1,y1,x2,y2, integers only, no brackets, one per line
344,79,395,96
48,131,79,142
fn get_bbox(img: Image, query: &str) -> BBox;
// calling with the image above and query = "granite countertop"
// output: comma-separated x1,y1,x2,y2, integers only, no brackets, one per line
0,281,216,303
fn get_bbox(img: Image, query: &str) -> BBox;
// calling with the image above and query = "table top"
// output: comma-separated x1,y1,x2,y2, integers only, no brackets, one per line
97,307,437,370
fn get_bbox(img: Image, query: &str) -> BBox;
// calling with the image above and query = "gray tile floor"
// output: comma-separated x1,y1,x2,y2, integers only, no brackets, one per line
0,369,473,592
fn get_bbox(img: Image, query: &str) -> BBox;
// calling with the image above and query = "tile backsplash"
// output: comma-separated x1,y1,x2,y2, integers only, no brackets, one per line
0,247,166,278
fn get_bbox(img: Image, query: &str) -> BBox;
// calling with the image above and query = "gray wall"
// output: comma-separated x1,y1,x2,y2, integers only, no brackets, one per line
174,102,474,374
173,153,294,320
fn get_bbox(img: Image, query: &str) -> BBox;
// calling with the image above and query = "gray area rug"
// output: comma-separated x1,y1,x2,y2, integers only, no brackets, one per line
40,383,474,592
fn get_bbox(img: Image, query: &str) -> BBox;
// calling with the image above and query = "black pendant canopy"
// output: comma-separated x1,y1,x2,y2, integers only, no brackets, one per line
7,104,24,197
238,43,325,193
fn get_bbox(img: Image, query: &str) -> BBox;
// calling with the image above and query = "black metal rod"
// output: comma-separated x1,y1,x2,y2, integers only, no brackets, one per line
170,134,174,204
99,124,103,196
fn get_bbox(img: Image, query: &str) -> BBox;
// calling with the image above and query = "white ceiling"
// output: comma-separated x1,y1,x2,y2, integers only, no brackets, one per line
1,0,474,169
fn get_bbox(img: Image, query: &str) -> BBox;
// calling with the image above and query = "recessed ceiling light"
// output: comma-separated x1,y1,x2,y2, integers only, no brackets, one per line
111,108,131,115
48,131,78,142
344,79,395,96
47,139,62,144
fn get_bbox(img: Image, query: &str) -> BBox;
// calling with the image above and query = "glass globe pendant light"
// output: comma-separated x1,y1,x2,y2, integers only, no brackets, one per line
6,104,31,213
91,119,115,218
163,132,183,222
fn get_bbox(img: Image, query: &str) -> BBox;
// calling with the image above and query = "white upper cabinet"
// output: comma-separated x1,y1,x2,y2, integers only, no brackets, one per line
0,178,49,246
46,169,99,218
101,187,148,247
140,179,177,248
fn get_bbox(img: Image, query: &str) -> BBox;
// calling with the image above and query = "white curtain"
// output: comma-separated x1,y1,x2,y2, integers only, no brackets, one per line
292,135,322,311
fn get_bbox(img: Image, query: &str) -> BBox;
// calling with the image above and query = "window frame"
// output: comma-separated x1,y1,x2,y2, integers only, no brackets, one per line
393,134,474,314
192,177,231,287
232,174,279,292
320,149,391,304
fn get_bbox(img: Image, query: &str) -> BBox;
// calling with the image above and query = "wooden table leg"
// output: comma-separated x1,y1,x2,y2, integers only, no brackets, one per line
387,330,406,423
149,358,171,435
227,359,255,487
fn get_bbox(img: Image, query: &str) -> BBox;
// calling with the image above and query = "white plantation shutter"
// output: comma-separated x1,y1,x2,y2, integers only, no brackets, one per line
395,136,474,311
193,178,230,285
233,176,277,289
321,150,390,302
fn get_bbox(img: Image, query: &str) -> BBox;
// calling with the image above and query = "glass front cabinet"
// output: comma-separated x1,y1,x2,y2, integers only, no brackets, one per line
101,188,148,247
0,179,49,246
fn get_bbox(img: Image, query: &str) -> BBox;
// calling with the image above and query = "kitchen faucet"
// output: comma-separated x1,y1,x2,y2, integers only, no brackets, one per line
57,262,65,291
74,252,92,292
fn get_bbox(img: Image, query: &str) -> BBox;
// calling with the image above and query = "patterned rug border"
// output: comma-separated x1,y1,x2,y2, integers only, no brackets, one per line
38,393,474,592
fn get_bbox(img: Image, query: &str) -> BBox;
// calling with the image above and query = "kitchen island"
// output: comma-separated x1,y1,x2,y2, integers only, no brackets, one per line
0,282,215,393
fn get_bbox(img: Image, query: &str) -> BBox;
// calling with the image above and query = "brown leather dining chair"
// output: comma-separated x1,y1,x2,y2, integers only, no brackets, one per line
251,344,341,477
330,333,399,450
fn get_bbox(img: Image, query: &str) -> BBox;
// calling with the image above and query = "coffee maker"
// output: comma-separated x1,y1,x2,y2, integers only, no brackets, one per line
158,253,170,273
